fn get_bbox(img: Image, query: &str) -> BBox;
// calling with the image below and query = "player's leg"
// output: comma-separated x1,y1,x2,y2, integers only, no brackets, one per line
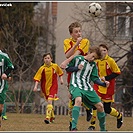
71,97,82,131
88,106,97,131
68,99,73,130
95,102,106,131
50,101,55,123
104,102,123,128
82,89,106,131
0,104,3,127
86,108,92,122
2,103,7,120
44,100,53,124
70,86,83,131
0,90,7,127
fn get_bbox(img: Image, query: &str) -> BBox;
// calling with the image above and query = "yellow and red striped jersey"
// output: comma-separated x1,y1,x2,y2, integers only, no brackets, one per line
64,38,90,56
94,54,121,95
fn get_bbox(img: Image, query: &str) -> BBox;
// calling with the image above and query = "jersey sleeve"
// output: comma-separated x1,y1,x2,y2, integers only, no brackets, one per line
78,39,90,55
5,54,14,70
109,58,121,74
34,66,44,82
4,54,14,76
55,64,64,76
64,39,72,54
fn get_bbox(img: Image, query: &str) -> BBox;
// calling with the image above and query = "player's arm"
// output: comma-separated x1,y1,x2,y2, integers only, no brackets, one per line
94,78,109,88
60,49,82,69
59,75,64,85
66,63,83,72
2,67,14,80
103,58,121,81
60,55,74,69
4,67,14,76
66,66,79,72
65,37,82,58
33,81,39,92
104,73,120,81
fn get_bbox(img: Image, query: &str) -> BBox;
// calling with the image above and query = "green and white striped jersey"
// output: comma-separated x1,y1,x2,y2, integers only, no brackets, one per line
0,50,14,93
67,55,99,91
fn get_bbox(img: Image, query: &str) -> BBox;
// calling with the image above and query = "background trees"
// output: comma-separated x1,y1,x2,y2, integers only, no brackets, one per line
0,2,38,113
0,2,57,113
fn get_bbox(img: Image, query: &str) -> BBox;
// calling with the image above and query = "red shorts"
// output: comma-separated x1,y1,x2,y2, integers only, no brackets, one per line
95,90,114,102
94,84,114,102
42,83,59,101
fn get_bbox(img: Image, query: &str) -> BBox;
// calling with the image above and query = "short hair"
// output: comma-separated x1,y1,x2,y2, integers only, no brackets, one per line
68,22,82,34
89,46,102,59
43,52,53,59
99,44,109,51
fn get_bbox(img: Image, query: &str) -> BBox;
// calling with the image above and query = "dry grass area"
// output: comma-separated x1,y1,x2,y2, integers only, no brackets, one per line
0,113,132,131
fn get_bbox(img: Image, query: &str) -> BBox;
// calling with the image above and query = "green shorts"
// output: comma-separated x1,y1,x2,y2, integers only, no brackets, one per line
70,85,101,109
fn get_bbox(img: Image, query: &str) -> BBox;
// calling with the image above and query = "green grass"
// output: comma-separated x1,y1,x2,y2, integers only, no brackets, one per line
0,113,132,131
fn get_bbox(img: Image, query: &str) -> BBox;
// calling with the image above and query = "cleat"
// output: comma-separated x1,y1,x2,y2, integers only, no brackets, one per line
88,126,95,131
86,109,92,121
117,115,123,128
69,122,72,131
50,117,55,123
2,115,7,120
44,118,50,124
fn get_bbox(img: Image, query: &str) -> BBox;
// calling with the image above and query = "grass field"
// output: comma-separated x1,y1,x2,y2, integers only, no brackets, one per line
0,113,132,132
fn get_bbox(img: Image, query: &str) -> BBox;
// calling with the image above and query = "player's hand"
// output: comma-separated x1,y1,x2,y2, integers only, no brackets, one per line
105,81,110,88
68,91,72,99
78,64,84,70
1,73,8,80
33,86,38,92
101,76,105,81
60,60,69,69
60,79,64,85
8,77,12,81
76,37,82,46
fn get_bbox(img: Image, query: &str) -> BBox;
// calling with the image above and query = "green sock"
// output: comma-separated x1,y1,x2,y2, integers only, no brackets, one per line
72,106,80,129
97,112,106,131
2,103,6,116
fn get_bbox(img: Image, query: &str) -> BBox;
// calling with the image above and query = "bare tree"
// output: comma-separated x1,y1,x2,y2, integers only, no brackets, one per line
0,3,39,113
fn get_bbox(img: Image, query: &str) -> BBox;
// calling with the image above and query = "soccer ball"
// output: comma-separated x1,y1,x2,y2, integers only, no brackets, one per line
88,3,102,17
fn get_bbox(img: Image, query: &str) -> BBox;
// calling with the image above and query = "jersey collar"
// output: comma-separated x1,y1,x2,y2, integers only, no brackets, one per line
43,62,53,67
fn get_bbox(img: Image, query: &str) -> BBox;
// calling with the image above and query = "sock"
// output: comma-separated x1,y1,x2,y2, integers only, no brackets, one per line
97,112,106,131
51,108,55,118
46,104,53,119
89,109,97,127
2,103,6,116
72,106,80,129
110,107,121,118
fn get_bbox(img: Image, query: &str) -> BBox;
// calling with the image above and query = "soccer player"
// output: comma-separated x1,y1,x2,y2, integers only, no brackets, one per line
0,46,14,126
65,45,109,131
88,44,123,130
61,22,92,130
33,52,64,124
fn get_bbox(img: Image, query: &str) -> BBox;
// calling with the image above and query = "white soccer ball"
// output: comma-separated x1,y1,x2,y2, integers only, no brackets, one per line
88,3,102,17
